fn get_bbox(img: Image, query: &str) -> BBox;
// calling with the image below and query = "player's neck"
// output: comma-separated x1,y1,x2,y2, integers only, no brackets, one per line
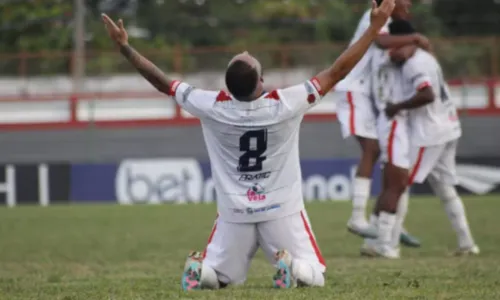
235,89,266,102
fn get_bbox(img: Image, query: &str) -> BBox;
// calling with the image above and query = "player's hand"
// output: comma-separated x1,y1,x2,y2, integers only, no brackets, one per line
415,34,432,52
385,102,400,118
370,0,395,31
102,13,128,46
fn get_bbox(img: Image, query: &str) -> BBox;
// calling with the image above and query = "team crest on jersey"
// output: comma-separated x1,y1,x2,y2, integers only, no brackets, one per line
247,183,266,202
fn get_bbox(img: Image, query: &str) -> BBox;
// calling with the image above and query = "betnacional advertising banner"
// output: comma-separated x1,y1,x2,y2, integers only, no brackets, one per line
1,157,499,206
70,158,382,204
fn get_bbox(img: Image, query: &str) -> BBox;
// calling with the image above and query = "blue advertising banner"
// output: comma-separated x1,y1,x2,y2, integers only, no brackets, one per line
70,163,118,202
69,158,383,203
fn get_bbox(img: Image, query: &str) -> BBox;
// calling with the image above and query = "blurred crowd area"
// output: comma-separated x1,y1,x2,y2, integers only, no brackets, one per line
1,0,500,79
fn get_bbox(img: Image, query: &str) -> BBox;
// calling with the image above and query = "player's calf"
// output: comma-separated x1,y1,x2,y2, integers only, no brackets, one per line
273,250,325,288
347,137,381,237
372,163,408,258
428,175,479,253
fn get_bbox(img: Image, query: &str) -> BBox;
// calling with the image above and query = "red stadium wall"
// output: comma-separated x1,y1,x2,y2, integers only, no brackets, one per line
0,78,498,131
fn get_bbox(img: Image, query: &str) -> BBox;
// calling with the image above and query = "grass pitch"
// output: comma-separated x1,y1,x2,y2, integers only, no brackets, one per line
0,196,499,299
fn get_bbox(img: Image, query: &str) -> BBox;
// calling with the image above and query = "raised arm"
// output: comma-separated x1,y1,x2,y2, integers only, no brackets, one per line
102,14,172,94
314,0,395,94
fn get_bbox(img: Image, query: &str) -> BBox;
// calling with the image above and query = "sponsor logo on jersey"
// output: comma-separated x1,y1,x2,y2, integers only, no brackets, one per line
239,171,271,181
232,204,281,214
456,164,500,195
247,183,266,202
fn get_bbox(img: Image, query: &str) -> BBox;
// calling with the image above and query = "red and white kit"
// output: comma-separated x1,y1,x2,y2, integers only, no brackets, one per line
169,79,326,284
403,49,462,184
336,9,391,140
371,47,411,168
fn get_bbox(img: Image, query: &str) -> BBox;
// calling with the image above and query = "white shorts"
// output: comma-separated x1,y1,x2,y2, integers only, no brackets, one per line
336,91,378,140
202,210,326,285
409,139,459,185
377,114,410,169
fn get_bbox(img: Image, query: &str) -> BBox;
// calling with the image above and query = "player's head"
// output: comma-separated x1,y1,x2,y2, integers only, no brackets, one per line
225,51,264,102
389,20,417,65
376,0,411,20
389,19,416,36
395,0,412,20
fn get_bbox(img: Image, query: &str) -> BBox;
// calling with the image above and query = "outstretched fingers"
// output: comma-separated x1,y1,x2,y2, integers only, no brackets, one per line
101,13,119,31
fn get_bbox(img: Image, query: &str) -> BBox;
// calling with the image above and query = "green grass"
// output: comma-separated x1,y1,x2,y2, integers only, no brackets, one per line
0,196,499,299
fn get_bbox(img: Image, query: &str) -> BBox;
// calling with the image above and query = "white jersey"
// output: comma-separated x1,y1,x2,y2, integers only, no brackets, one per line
401,49,462,147
168,78,324,223
371,47,405,113
335,9,391,95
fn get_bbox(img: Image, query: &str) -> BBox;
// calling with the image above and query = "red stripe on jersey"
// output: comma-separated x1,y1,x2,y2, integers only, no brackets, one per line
265,90,280,100
300,211,326,267
216,91,232,102
388,120,398,164
409,147,426,185
168,80,181,96
310,77,324,96
202,215,219,259
417,82,431,91
347,92,356,135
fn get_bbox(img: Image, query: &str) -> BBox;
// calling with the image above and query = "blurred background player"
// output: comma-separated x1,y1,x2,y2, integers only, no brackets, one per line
336,0,426,247
361,26,412,258
103,0,395,291
381,19,479,256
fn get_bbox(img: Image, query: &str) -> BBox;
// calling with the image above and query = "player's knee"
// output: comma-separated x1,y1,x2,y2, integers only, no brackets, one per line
200,263,221,290
292,259,325,287
428,176,458,202
359,138,381,158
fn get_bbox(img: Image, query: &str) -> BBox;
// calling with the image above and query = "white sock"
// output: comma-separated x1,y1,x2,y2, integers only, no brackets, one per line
200,263,220,290
391,189,409,248
429,177,475,248
363,214,378,246
351,177,372,222
377,212,396,247
292,259,325,287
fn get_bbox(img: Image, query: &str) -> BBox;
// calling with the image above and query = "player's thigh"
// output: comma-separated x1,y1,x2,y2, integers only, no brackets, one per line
257,210,326,273
337,92,378,140
408,144,445,185
378,115,410,170
429,139,459,185
203,219,258,285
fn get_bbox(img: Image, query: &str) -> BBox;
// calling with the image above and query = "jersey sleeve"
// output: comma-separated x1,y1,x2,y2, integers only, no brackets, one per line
401,56,432,92
277,77,324,115
168,80,217,118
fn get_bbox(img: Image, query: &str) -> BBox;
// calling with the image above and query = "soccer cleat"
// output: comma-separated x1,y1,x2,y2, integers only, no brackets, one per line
454,245,480,256
347,218,378,239
361,243,400,259
400,230,421,248
181,251,203,291
273,250,296,289
360,239,377,257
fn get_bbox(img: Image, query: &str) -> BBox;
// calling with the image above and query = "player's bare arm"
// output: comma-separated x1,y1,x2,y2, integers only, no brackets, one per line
102,14,173,94
315,0,395,93
385,86,434,118
376,33,430,51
